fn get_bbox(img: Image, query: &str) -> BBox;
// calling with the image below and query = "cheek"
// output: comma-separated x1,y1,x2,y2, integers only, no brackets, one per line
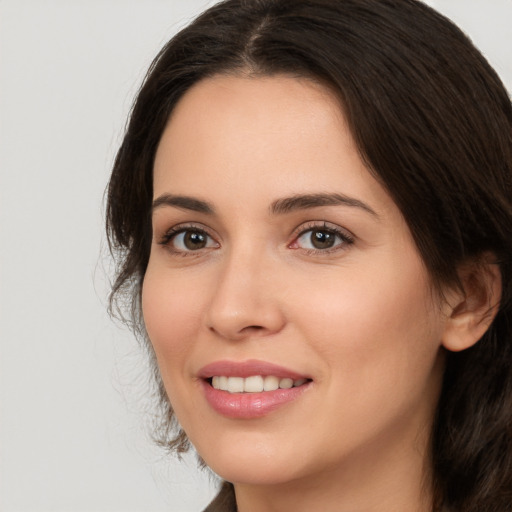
283,257,444,459
290,251,442,395
141,264,205,375
141,263,218,435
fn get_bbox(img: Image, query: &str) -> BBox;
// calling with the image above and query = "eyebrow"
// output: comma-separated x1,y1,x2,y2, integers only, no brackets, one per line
152,194,215,214
270,193,378,217
152,192,378,217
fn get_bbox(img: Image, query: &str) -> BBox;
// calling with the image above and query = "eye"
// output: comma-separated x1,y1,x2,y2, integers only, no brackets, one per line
159,226,219,253
290,223,354,253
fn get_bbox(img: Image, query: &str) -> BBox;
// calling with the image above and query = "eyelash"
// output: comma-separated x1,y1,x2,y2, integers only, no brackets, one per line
157,221,354,256
158,223,218,256
290,221,355,255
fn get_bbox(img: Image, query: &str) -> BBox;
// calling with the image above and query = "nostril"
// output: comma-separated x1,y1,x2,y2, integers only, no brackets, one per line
208,323,271,342
240,325,266,335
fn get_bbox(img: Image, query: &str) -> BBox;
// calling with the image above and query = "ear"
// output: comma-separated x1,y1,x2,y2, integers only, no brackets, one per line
441,253,502,352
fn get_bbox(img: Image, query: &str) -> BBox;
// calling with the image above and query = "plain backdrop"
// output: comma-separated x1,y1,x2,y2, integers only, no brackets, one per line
0,1,510,511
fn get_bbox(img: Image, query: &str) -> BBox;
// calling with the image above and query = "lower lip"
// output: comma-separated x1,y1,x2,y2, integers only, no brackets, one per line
202,380,310,419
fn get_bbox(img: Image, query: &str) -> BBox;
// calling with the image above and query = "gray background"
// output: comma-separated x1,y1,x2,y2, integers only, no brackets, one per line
1,1,510,511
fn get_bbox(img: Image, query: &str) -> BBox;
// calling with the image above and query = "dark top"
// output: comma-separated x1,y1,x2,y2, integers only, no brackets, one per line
202,482,237,512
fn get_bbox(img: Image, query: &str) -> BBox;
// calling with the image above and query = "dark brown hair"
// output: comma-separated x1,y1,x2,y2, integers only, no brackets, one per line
106,1,512,510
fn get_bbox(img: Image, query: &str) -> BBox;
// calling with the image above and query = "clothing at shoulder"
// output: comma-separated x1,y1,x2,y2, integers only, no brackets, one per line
202,482,237,512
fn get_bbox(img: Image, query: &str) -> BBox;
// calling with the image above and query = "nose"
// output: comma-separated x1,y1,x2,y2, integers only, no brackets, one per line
204,248,286,341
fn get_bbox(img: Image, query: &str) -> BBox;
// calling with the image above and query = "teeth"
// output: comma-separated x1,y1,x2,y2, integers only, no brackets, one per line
211,375,309,393
244,375,264,392
263,375,279,391
219,376,228,390
227,377,244,393
279,378,293,389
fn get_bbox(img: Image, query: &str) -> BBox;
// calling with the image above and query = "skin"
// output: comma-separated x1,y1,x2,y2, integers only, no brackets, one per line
143,75,460,512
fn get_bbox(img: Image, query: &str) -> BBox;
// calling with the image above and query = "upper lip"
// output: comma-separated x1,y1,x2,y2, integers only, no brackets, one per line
198,359,310,380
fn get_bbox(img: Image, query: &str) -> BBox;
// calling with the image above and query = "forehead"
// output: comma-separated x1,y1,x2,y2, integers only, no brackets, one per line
152,74,392,217
156,74,346,165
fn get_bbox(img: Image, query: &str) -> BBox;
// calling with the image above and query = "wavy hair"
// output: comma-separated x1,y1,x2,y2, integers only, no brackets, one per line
106,1,512,510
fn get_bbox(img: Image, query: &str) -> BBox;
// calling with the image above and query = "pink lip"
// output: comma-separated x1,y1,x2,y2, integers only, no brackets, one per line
198,360,312,419
198,359,309,380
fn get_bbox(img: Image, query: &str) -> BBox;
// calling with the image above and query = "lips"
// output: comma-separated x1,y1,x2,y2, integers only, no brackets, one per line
198,359,309,380
198,359,312,419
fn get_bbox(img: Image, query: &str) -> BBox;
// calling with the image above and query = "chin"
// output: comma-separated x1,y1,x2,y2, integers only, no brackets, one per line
207,456,304,487
192,429,309,486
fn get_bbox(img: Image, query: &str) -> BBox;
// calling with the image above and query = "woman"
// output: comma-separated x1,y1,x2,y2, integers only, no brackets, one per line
106,0,512,510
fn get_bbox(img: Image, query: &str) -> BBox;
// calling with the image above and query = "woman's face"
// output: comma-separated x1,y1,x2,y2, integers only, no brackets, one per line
143,75,447,488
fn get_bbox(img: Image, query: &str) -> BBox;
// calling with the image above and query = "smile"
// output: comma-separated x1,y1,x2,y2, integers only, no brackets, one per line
210,375,308,393
199,360,312,418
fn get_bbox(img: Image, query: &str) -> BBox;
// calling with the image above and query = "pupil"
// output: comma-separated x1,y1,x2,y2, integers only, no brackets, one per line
184,231,206,250
312,230,334,249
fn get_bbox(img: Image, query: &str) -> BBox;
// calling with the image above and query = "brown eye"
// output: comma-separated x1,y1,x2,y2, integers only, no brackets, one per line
183,231,207,250
309,229,336,249
293,225,353,253
166,229,218,252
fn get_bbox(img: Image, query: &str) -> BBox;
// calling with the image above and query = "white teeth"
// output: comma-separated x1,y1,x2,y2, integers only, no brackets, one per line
219,376,228,390
244,375,264,392
211,375,309,393
263,375,279,391
227,377,244,393
279,378,293,389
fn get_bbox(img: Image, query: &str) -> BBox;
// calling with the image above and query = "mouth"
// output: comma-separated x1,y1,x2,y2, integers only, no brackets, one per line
198,360,312,418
